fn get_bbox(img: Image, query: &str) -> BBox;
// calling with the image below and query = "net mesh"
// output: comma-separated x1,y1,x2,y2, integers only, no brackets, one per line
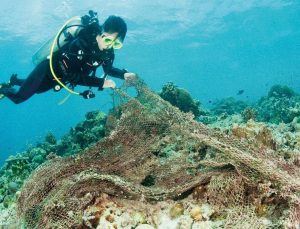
17,79,300,228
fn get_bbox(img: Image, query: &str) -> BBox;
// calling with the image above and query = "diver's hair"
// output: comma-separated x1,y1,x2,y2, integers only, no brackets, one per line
103,15,127,41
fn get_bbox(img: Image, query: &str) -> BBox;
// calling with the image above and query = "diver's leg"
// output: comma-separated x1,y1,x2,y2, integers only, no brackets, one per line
0,61,50,104
0,74,23,99
9,74,25,86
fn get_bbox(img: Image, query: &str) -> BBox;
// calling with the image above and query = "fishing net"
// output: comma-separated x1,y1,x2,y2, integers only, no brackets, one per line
17,78,300,228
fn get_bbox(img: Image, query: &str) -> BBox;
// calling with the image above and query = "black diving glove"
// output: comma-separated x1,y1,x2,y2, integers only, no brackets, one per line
80,90,95,99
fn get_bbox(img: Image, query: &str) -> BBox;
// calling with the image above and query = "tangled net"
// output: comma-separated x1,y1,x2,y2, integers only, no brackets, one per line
17,79,300,228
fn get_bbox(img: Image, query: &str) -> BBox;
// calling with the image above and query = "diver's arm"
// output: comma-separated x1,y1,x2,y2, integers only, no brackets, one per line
76,75,105,89
102,54,128,79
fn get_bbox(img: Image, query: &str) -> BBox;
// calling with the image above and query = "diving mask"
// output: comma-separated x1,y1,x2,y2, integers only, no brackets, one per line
102,35,123,49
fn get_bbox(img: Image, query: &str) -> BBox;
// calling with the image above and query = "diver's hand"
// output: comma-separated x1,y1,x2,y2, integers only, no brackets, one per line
102,79,116,89
124,72,137,81
80,90,95,99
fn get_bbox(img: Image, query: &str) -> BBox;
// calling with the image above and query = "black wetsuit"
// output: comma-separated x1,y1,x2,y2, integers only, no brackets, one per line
1,28,127,104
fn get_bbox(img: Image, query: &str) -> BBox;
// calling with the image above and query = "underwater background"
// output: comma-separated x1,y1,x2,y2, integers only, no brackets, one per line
0,0,300,166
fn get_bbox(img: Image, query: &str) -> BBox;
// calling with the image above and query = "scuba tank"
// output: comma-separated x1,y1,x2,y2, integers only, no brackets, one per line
32,10,99,65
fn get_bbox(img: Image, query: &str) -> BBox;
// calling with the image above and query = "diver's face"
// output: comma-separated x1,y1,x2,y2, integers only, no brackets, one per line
96,32,120,51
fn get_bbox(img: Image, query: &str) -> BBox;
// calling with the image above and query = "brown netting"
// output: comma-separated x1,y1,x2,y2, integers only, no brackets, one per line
17,79,300,228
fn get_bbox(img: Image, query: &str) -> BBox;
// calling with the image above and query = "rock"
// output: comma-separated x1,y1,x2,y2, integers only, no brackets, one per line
135,224,155,229
7,182,18,194
169,203,184,219
190,206,202,221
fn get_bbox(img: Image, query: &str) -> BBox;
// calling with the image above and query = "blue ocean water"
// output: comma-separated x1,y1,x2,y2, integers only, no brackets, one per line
0,0,299,165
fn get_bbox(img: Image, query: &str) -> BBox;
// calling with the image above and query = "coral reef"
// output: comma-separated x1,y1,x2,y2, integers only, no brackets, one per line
0,110,107,216
55,111,107,156
207,114,300,160
206,114,244,134
158,82,208,119
204,84,300,126
1,82,300,228
16,79,300,228
257,85,300,124
210,97,248,116
268,85,296,98
231,119,277,149
241,107,258,122
81,193,221,229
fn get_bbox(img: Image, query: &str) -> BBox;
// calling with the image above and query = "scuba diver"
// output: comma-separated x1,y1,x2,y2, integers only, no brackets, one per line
0,10,136,104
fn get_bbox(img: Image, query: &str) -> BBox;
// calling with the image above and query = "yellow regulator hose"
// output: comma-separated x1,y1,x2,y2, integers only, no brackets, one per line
49,16,81,95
